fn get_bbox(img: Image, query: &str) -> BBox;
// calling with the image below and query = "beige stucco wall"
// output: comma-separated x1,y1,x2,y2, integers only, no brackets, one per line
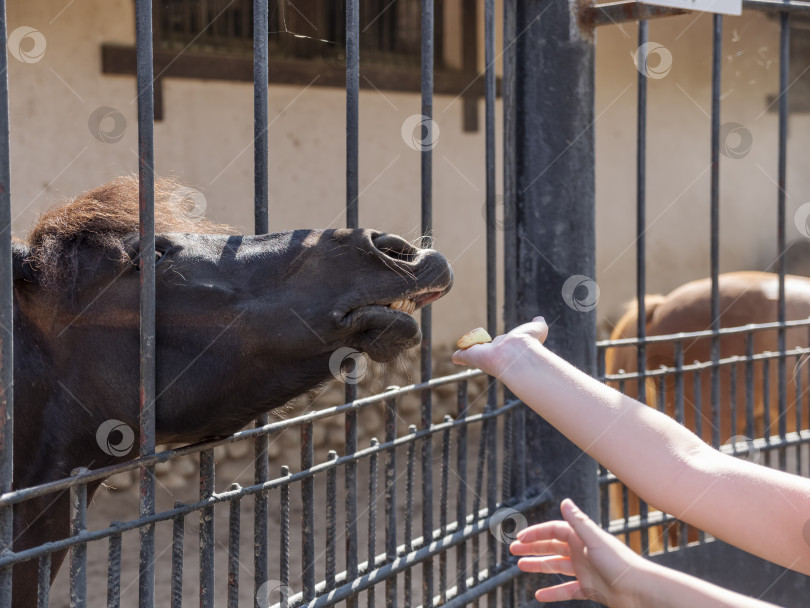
6,1,810,346
595,11,810,330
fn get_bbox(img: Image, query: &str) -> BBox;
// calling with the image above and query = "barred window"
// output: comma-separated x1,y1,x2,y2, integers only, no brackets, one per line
155,0,433,68
102,0,490,127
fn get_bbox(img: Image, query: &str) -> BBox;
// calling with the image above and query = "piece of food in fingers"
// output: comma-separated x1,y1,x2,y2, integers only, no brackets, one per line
456,327,493,350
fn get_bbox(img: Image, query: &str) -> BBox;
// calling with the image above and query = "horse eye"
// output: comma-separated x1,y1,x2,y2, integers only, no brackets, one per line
155,250,164,262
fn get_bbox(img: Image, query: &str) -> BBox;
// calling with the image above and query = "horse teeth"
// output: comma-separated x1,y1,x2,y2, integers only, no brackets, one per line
389,299,416,314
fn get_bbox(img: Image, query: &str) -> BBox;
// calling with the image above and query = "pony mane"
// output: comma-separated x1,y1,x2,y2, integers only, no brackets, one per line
26,175,230,287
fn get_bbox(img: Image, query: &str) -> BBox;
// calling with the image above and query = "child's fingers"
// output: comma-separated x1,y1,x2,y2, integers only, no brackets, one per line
533,580,582,603
514,520,573,544
516,556,575,577
509,538,571,557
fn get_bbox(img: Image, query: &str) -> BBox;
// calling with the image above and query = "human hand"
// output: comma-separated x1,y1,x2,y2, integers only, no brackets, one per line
451,316,548,379
510,498,647,606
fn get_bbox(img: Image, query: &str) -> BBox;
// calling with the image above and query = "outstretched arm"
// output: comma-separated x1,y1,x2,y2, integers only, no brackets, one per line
453,317,810,575
510,498,781,608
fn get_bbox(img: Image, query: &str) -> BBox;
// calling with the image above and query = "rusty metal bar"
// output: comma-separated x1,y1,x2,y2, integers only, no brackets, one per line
0,0,12,604
135,0,157,605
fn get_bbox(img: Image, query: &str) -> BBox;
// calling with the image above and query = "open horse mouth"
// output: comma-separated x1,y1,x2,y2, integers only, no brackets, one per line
341,280,453,361
380,286,447,315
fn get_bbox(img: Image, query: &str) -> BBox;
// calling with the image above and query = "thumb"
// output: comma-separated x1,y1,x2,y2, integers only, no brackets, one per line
560,498,604,546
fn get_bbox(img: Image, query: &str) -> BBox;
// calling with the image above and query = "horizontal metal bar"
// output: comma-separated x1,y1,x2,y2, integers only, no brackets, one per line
584,0,810,28
279,491,552,608
419,565,521,608
743,0,810,13
607,509,680,536
583,0,687,27
0,401,529,567
0,369,489,507
605,345,810,381
598,317,810,349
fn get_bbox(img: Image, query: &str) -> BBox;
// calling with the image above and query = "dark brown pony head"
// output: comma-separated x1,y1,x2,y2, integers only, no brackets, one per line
12,177,453,445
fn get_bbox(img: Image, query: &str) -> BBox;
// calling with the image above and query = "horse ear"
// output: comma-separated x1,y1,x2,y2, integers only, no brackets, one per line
12,241,37,285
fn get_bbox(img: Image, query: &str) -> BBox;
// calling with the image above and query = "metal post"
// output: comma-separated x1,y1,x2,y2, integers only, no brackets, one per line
0,0,13,605
135,0,156,605
505,1,598,606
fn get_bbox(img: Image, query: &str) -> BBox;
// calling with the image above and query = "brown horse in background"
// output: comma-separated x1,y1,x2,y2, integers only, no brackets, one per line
605,271,810,553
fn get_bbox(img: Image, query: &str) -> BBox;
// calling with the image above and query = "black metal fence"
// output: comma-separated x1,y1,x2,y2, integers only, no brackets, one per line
588,1,810,604
0,0,565,606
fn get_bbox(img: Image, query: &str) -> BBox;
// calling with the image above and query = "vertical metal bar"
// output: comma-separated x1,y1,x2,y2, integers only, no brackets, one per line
253,0,270,599
136,0,157,604
368,438,379,607
346,0,359,229
326,450,338,591
420,2,435,606
280,466,290,608
455,382,468,597
694,371,703,443
675,343,685,425
384,394,398,608
658,374,669,553
472,417,486,593
483,0,499,602
508,0,597,602
301,422,315,601
171,506,184,608
730,363,738,441
439,417,451,604
746,333,755,438
796,354,803,475
108,531,122,608
777,9,790,472
636,20,648,407
709,14,723,452
37,554,51,608
227,485,242,608
69,470,89,608
404,425,417,608
199,449,215,608
0,0,12,604
343,3,360,598
764,358,772,443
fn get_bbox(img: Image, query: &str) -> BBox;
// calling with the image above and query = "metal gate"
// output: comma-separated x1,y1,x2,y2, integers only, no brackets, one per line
582,1,810,606
0,0,565,606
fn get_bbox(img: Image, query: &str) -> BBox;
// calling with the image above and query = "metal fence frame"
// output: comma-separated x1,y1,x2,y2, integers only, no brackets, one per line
586,1,810,604
0,0,566,607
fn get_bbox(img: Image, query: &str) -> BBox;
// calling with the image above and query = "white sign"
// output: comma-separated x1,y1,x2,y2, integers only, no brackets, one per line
641,0,742,16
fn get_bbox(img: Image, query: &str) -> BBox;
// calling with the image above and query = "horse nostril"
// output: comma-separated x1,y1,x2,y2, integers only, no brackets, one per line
371,233,421,263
